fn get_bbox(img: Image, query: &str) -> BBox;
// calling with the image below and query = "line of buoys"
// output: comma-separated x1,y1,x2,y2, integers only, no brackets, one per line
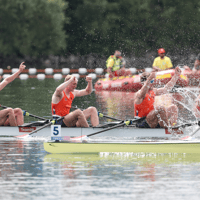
0,67,141,80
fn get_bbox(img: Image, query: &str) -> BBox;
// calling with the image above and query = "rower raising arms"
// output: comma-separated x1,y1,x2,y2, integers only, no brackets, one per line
52,75,99,127
0,62,26,126
134,66,181,128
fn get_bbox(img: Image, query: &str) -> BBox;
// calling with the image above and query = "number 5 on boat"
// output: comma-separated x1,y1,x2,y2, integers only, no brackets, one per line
51,125,62,140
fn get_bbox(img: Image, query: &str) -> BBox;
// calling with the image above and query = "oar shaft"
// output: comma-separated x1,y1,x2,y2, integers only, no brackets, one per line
71,106,122,121
87,121,125,137
29,121,52,135
23,111,47,120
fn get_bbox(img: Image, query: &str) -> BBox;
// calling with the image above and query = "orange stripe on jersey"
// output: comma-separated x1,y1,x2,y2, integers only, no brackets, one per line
51,91,74,117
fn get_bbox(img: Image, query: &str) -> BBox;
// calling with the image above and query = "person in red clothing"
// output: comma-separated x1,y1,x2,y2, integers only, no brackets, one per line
51,75,99,127
134,66,181,128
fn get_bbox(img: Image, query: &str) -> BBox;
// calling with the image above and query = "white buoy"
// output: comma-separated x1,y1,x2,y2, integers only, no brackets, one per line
78,68,87,75
145,68,152,73
12,68,18,74
105,73,109,79
29,68,37,75
45,68,53,75
129,68,137,74
19,74,29,80
0,68,3,75
95,68,104,75
37,74,45,80
53,73,63,80
62,68,70,75
3,74,11,79
72,73,80,79
88,73,97,80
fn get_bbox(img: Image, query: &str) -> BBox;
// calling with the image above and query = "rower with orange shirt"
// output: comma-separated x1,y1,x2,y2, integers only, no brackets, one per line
51,75,99,127
134,66,181,128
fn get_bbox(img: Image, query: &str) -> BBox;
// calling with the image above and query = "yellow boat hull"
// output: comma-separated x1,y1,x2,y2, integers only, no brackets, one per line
44,141,200,154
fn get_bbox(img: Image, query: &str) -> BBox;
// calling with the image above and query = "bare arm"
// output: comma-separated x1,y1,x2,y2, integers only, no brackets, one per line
0,62,26,91
52,76,76,101
135,72,156,104
74,76,93,97
155,66,181,96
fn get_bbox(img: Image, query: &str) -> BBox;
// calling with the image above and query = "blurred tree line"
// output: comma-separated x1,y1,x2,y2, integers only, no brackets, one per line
0,0,200,66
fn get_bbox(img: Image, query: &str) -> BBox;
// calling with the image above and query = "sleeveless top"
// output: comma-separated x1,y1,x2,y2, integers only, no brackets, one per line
134,90,155,118
51,91,74,117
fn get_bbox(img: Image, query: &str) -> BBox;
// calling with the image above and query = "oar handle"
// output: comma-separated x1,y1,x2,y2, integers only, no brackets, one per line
23,110,47,120
98,112,121,121
71,105,122,121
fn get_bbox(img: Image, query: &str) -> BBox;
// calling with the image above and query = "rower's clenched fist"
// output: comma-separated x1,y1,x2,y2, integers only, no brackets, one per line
148,72,156,81
175,66,181,76
86,76,92,82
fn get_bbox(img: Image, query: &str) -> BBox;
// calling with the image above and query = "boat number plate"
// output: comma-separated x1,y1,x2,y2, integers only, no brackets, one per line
51,125,61,138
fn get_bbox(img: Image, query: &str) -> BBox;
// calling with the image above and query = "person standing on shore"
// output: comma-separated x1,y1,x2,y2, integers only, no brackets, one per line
52,75,99,127
0,62,26,126
152,48,173,71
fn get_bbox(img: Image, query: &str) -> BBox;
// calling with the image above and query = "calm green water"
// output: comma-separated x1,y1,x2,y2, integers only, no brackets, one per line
1,78,200,199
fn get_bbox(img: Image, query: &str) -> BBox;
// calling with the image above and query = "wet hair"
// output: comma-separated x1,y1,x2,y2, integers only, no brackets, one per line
140,72,150,82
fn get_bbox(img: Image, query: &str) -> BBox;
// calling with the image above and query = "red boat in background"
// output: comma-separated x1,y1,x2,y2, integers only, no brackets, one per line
95,69,189,92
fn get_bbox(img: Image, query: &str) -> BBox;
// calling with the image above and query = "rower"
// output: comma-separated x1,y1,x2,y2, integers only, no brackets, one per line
0,62,26,126
51,75,99,127
134,66,181,128
152,48,173,71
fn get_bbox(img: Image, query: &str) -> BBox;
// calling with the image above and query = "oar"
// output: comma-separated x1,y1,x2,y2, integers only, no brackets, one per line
0,104,47,121
16,116,64,139
71,106,122,121
70,118,141,142
181,121,200,140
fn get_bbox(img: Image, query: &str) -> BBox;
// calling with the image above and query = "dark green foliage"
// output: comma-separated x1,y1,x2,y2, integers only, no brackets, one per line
64,0,200,56
0,0,68,57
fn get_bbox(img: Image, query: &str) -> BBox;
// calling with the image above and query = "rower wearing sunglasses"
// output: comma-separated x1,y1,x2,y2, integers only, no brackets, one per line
134,66,181,128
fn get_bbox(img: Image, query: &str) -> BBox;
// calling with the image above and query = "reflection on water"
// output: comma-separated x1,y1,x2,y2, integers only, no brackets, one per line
0,138,200,199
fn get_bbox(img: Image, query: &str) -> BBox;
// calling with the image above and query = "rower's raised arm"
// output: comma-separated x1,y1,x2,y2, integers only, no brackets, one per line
156,66,181,95
135,72,156,103
54,76,75,96
74,76,93,97
0,62,26,91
